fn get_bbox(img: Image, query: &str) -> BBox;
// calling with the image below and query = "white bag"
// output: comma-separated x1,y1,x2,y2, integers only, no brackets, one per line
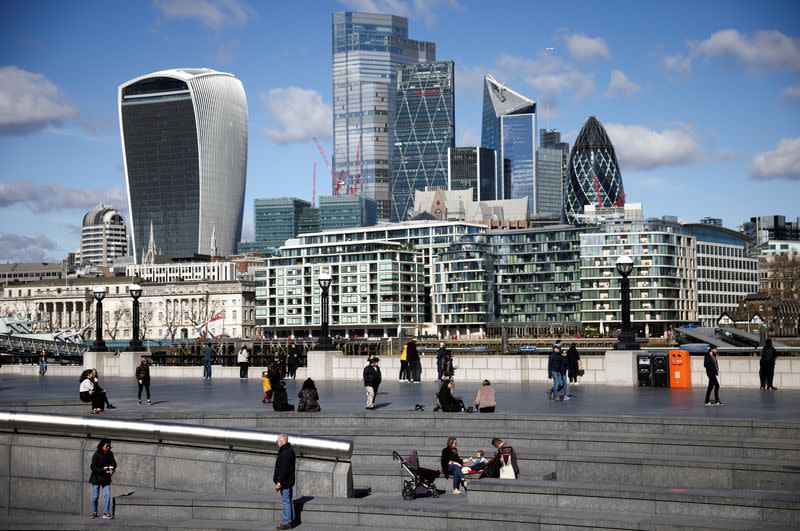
499,454,515,479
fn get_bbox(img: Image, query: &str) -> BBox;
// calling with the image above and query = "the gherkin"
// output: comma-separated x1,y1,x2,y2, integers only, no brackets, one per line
564,116,625,222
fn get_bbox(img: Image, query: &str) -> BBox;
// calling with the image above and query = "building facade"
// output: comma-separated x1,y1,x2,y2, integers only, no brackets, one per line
332,12,435,219
0,263,64,287
447,147,497,201
119,68,248,262
565,116,625,222
319,195,378,231
538,128,569,219
391,61,455,221
684,224,759,326
254,197,312,250
75,203,128,267
126,261,240,284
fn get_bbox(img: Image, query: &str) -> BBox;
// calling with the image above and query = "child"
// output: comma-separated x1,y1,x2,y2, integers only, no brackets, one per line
262,371,272,403
461,449,488,473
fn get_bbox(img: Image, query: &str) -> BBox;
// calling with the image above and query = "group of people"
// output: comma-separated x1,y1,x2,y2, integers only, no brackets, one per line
440,436,519,494
435,378,496,413
203,340,303,381
547,342,581,401
398,338,421,382
262,370,321,413
79,358,153,413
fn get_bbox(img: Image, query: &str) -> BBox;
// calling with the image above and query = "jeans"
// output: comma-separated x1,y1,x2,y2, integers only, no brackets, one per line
91,484,111,515
705,371,720,403
550,371,565,397
203,361,212,378
280,486,294,525
447,463,463,489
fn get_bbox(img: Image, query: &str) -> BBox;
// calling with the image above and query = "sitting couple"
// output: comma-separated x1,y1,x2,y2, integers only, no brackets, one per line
441,437,518,495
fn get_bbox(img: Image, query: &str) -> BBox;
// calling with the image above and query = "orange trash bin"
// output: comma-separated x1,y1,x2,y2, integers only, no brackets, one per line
668,349,692,388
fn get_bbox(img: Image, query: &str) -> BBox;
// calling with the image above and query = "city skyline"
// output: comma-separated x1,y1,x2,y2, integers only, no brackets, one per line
0,0,798,262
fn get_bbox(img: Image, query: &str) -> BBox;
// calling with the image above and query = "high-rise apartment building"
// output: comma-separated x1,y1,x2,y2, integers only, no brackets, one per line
565,116,625,222
332,12,435,220
481,74,537,212
75,203,128,267
119,69,247,262
391,61,455,221
447,147,497,201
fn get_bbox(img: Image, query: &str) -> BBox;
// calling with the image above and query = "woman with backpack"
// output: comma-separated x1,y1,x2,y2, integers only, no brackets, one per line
297,378,321,412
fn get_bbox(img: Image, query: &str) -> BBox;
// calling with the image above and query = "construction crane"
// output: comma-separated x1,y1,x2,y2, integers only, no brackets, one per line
313,137,344,196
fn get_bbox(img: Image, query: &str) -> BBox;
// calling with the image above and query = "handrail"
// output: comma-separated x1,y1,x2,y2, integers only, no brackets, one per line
0,411,352,460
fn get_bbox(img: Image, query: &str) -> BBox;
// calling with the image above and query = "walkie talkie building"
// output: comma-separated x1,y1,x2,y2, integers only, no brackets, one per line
119,68,247,262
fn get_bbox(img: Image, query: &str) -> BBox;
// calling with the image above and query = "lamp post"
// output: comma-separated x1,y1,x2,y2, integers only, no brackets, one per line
92,286,108,352
128,284,143,351
615,255,639,350
317,273,334,350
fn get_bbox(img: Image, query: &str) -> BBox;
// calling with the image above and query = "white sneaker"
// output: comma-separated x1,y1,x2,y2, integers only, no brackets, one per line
452,488,461,494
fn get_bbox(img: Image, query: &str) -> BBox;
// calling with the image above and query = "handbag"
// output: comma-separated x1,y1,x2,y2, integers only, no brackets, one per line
499,454,515,479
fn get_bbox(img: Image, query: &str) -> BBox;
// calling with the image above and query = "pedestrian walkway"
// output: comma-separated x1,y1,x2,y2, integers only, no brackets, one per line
1,374,798,421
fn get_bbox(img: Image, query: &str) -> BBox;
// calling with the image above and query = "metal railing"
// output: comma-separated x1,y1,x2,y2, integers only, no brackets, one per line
0,411,352,461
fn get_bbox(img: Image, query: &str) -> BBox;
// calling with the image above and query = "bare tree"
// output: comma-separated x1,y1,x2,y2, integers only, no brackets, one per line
139,301,155,341
104,308,129,341
765,252,800,300
160,300,181,341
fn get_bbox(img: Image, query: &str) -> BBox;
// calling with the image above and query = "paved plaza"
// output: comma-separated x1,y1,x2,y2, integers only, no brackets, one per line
1,373,798,421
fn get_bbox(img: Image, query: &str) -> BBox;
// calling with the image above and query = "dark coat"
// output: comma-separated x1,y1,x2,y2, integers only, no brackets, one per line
89,440,117,486
704,352,719,376
436,347,448,363
298,388,320,412
440,446,462,477
135,363,150,382
272,386,294,412
273,442,296,488
566,346,580,372
437,385,463,412
547,350,562,374
287,344,301,368
405,341,419,363
363,364,381,390
761,344,777,364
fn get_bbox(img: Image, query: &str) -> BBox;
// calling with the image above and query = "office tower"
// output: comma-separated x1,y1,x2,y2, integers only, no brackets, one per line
539,128,570,217
119,69,247,262
481,74,537,212
319,195,378,231
254,198,312,250
75,203,128,267
391,61,455,221
332,12,435,220
564,116,625,222
448,147,497,201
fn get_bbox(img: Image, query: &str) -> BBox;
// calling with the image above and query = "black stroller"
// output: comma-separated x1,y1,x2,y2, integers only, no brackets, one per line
392,450,441,499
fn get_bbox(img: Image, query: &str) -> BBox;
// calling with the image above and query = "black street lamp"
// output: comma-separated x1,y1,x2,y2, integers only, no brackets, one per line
129,284,143,351
317,273,334,350
92,286,108,352
615,255,640,350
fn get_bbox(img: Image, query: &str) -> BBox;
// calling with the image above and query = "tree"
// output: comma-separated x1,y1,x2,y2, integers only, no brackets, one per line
765,252,800,300
104,308,129,341
160,300,181,341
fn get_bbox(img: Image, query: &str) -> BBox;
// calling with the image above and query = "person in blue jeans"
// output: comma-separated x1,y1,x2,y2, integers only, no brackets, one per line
89,438,116,520
547,345,569,400
203,343,214,379
440,436,465,494
273,433,296,530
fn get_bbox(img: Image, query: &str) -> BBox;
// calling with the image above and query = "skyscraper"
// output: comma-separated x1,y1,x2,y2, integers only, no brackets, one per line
447,147,497,201
481,74,537,212
254,198,312,250
564,116,625,222
119,68,247,262
75,203,128,267
536,128,570,219
391,61,455,221
332,12,435,220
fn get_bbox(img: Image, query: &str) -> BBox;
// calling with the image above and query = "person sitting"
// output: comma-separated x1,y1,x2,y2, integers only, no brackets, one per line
436,379,464,412
272,381,295,412
440,436,464,494
461,449,489,474
297,378,321,412
91,369,116,409
79,369,105,413
482,437,519,479
474,379,496,413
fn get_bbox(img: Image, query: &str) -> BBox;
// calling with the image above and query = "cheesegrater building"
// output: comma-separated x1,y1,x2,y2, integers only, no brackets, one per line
119,68,248,262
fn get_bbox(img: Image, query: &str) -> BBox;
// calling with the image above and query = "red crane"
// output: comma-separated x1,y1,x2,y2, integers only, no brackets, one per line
313,137,344,196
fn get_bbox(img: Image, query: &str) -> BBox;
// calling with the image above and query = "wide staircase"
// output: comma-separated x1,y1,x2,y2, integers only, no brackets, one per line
6,413,800,530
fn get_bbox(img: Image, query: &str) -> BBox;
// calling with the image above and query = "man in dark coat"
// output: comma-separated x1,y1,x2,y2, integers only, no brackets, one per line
436,342,449,382
547,345,565,400
760,338,778,390
704,345,722,406
273,433,296,530
406,338,420,382
287,340,301,379
363,357,382,409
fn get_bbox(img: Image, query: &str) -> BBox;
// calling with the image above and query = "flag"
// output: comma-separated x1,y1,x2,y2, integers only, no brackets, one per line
195,309,226,338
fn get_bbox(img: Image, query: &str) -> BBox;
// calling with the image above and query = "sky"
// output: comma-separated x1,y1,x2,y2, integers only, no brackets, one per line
0,0,798,263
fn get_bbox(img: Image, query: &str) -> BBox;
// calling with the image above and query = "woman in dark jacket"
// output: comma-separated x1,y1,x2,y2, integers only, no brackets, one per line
440,436,464,494
135,358,151,405
704,345,722,406
437,380,464,412
79,369,105,413
566,344,581,384
272,381,295,412
297,378,321,412
89,438,117,519
760,339,778,390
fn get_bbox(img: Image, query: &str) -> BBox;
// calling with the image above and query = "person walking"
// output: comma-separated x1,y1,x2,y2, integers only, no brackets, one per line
406,338,420,383
286,340,301,379
398,342,409,382
760,338,778,390
273,433,296,530
440,436,465,494
203,343,214,379
298,377,321,412
547,345,566,401
559,347,570,400
88,438,117,520
474,379,496,413
238,345,250,379
704,345,723,406
363,357,382,410
436,342,449,382
135,358,151,405
38,350,47,376
566,344,581,385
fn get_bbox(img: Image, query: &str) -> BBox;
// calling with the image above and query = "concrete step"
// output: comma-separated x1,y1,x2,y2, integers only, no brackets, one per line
108,490,793,531
467,478,800,525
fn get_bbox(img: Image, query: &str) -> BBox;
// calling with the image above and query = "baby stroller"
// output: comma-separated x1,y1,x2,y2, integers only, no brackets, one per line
392,450,441,499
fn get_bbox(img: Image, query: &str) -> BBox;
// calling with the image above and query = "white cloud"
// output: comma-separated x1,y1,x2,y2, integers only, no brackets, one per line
0,233,60,262
782,86,800,102
605,123,701,171
153,0,252,29
496,54,594,103
0,66,77,135
262,87,332,144
565,33,611,62
338,0,460,26
455,64,487,98
604,69,641,98
0,181,126,213
458,126,479,147
750,137,800,181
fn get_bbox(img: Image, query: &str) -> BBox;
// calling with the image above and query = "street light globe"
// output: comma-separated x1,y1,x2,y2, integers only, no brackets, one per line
92,286,107,301
129,284,143,299
615,255,634,277
318,273,332,290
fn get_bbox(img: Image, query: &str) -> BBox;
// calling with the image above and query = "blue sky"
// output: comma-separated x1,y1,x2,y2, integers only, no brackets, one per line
0,0,798,262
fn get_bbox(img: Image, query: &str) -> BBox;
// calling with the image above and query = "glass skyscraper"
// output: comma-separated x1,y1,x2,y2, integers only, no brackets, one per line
564,116,625,222
447,147,497,201
391,61,455,221
536,128,570,219
481,75,537,212
254,198,312,250
119,68,247,262
332,12,435,220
